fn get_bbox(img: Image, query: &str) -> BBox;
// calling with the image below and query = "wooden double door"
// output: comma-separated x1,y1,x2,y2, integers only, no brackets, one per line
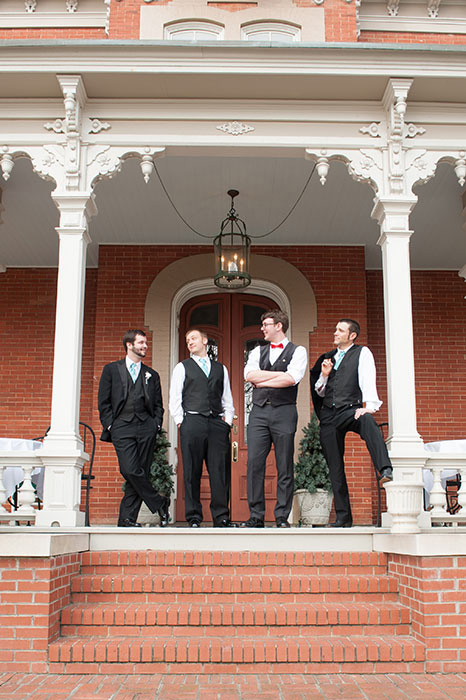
175,292,279,523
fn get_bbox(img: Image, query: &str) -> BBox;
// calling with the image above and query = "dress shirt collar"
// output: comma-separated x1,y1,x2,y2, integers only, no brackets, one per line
125,356,142,376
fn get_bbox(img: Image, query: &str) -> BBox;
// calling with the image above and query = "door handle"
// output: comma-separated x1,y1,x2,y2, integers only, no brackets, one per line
232,441,238,462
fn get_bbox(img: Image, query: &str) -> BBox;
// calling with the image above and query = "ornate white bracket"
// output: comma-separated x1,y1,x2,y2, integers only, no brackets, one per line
387,0,400,16
25,0,37,12
86,145,165,188
305,147,383,193
216,122,254,136
427,0,442,18
382,78,413,195
56,75,87,190
66,0,78,11
360,122,382,138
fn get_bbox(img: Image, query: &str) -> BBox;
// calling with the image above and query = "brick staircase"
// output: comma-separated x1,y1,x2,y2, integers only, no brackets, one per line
48,550,426,673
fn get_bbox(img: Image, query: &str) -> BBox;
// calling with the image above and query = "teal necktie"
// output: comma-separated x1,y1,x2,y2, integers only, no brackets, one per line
199,358,209,377
129,362,138,383
334,350,346,370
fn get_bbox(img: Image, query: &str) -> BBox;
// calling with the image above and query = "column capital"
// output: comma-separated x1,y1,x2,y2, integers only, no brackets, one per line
371,196,417,228
52,191,97,240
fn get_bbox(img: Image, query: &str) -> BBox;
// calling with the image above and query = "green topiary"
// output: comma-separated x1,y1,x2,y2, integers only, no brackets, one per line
294,412,332,493
147,428,175,497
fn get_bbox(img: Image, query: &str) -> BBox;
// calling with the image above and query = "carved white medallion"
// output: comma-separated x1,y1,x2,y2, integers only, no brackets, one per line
360,122,382,138
88,119,111,134
216,122,255,136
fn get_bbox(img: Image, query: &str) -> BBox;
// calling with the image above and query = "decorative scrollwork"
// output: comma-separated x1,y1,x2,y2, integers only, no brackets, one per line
455,151,466,186
427,0,442,18
404,123,426,139
387,0,400,16
44,119,66,134
25,0,37,12
0,149,14,181
88,119,111,134
66,0,78,11
360,122,382,138
216,122,255,136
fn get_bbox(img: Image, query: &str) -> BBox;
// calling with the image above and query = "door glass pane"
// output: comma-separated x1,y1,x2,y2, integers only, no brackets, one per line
242,304,267,328
189,303,219,328
207,338,218,361
243,338,262,442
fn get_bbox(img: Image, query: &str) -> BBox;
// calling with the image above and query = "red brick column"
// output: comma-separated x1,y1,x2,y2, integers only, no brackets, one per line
388,553,466,672
294,0,358,42
0,554,81,673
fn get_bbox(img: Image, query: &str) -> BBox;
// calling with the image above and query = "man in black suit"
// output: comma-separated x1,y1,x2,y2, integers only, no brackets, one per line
98,329,169,528
310,319,393,528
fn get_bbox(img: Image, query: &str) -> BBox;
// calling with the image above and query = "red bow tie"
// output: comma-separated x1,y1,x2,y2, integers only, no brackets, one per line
271,343,283,349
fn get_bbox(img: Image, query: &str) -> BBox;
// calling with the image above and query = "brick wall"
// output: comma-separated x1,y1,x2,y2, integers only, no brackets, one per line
0,554,82,673
360,32,466,45
388,554,466,672
1,249,464,524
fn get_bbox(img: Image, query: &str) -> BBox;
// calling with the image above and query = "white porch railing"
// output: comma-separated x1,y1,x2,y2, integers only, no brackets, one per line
423,454,466,526
0,452,43,524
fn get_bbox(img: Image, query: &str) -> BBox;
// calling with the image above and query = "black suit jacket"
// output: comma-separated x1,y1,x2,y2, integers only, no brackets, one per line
310,349,337,419
97,359,164,442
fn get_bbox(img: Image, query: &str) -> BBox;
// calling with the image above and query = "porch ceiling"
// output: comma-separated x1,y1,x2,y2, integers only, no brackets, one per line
0,154,464,271
0,42,465,271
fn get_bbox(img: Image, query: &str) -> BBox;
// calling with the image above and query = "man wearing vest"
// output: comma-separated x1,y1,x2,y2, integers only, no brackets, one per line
98,329,169,528
311,319,393,528
241,310,307,528
169,328,236,527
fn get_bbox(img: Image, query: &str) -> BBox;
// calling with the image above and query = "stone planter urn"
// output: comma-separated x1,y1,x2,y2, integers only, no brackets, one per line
293,488,333,526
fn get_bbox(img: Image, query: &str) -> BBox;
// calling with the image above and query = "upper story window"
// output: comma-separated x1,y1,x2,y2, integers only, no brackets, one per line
164,20,224,41
241,21,301,42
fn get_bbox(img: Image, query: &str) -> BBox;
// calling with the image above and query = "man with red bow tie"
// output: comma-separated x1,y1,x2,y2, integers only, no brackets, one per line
241,310,307,528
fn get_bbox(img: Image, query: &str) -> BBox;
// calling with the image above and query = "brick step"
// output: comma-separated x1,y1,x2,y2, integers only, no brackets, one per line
71,574,399,600
48,635,426,674
61,601,411,637
81,550,388,576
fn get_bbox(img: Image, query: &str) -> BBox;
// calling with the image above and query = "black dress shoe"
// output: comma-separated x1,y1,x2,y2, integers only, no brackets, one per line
189,520,201,528
276,519,291,528
214,519,238,528
379,467,393,484
118,518,142,528
329,520,353,528
240,517,264,528
157,497,170,527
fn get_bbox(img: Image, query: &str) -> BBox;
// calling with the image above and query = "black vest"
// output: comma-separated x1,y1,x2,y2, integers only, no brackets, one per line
252,342,299,407
118,369,150,422
182,358,224,417
322,345,363,409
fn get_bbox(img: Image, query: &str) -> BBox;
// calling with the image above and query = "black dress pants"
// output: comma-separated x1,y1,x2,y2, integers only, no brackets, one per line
246,403,297,521
111,415,164,523
319,406,391,523
179,413,231,524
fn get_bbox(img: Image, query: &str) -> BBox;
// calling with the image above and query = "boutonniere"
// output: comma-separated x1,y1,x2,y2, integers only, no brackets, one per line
145,371,151,385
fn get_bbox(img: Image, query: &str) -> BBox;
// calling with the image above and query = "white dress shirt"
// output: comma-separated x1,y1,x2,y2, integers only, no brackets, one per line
243,338,308,385
169,355,235,426
314,344,382,412
125,355,141,379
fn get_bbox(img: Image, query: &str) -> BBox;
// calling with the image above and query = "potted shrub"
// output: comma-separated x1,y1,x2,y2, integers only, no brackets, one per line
293,412,333,526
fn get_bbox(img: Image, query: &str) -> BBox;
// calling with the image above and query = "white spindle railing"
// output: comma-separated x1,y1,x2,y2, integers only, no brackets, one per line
424,455,466,526
0,452,43,524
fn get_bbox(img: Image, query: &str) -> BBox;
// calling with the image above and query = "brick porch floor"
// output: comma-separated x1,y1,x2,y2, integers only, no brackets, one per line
0,673,465,700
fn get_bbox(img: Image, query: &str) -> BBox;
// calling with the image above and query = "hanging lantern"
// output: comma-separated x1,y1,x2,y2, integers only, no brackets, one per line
214,190,251,289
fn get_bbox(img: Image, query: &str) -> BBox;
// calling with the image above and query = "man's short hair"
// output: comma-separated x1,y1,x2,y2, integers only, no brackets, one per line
185,328,208,340
261,309,289,334
338,318,360,338
122,329,146,351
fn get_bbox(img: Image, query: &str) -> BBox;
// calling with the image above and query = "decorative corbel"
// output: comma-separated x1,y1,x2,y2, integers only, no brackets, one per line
56,75,87,190
66,0,78,11
382,79,413,195
387,0,400,16
427,0,442,18
25,0,37,12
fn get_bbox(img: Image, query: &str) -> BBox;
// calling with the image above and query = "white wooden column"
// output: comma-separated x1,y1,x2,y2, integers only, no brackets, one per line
372,197,426,533
35,192,97,527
